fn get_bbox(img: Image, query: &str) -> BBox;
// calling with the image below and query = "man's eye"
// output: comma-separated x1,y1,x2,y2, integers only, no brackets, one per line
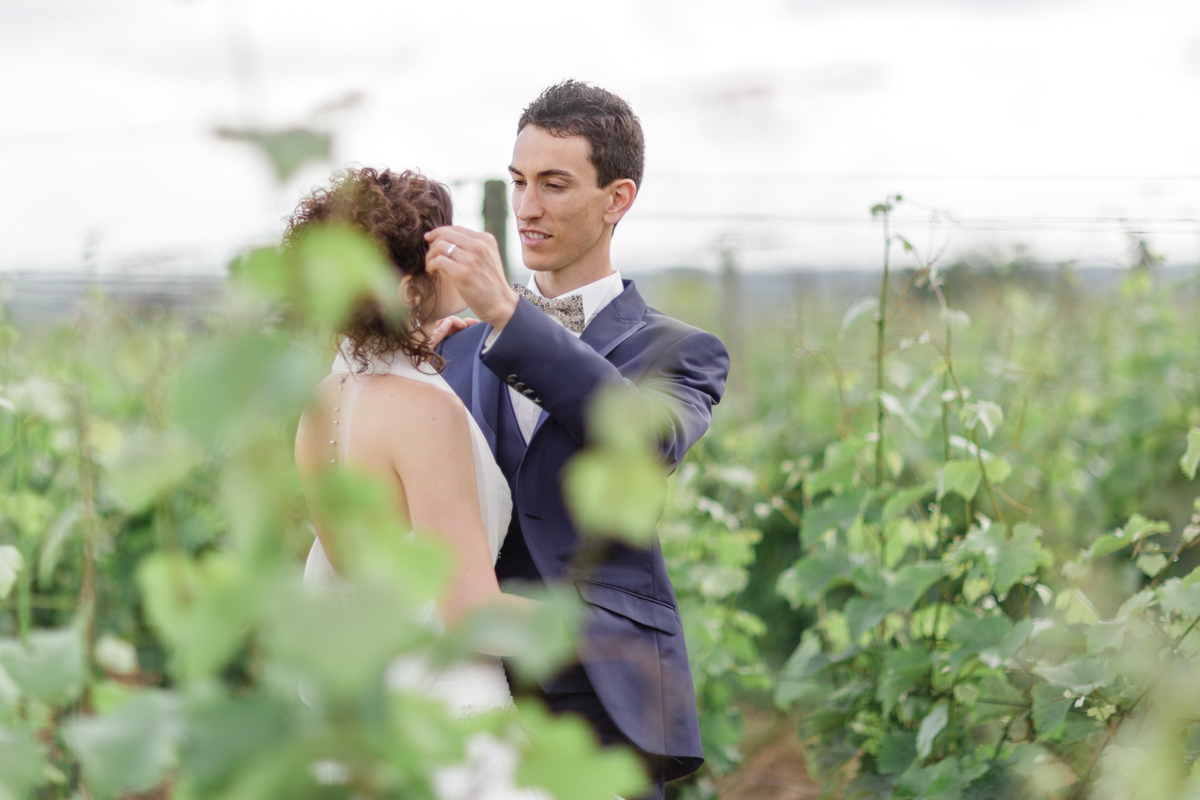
546,184,564,190
511,180,525,187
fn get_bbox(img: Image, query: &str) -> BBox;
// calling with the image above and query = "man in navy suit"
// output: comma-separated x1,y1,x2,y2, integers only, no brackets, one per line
425,80,729,799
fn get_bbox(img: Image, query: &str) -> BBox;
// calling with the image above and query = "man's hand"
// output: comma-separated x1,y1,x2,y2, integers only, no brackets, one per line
425,226,519,330
428,315,479,347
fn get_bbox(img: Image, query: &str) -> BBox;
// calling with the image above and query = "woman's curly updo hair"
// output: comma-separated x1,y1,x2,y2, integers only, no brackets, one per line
283,167,452,371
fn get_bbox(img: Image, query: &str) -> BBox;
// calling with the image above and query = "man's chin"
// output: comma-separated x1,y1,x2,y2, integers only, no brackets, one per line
521,253,561,274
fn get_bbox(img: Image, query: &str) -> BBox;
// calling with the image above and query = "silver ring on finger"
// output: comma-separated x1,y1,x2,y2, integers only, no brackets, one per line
446,243,457,258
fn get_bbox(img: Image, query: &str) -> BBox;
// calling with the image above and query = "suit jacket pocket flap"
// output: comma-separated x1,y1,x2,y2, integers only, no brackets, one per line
576,580,677,633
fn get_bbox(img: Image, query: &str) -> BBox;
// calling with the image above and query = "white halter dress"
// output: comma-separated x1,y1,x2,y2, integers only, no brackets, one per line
304,344,515,717
303,346,556,799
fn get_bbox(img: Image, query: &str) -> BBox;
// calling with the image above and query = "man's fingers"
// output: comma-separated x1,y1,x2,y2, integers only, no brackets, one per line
428,224,491,240
425,252,452,276
426,227,501,263
425,225,491,251
423,225,512,327
427,239,468,264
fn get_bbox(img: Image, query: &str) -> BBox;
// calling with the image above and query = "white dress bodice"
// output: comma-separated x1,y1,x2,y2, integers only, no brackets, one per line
303,344,515,718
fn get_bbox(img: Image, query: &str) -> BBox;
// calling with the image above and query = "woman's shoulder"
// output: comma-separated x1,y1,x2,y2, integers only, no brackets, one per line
355,372,469,437
354,370,459,407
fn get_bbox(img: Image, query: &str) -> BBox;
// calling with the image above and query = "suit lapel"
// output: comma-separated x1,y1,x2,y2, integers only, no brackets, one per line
580,280,648,357
530,280,648,438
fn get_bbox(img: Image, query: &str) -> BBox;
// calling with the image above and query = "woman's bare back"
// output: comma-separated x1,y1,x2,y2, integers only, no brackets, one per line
295,364,516,626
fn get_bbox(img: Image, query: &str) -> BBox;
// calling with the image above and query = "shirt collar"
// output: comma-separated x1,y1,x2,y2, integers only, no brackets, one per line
526,270,623,328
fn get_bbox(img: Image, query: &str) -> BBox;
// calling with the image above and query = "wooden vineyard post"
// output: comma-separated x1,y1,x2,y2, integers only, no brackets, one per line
721,246,750,421
483,179,510,281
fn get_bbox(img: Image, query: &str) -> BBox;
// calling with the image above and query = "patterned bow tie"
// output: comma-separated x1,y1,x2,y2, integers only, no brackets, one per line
513,284,585,333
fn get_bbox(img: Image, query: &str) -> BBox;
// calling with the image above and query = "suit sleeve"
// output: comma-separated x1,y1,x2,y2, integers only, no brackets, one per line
480,298,729,470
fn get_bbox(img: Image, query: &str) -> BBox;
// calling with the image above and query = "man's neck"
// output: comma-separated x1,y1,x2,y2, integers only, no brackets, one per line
533,262,615,298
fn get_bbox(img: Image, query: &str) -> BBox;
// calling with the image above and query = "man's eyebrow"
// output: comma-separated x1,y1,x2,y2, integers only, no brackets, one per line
507,166,575,180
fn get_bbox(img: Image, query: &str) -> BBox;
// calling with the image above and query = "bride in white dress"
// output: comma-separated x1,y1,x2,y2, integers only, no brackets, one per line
289,167,546,799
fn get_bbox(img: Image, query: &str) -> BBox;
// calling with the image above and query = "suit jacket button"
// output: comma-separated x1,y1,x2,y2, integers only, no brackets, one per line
514,381,527,392
506,375,518,384
532,396,542,404
522,388,535,397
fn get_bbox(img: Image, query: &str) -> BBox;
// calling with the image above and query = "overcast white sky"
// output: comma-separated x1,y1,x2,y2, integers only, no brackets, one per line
3,0,1200,275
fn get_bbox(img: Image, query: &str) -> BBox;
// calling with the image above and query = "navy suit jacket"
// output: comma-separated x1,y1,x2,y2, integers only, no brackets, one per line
439,280,728,780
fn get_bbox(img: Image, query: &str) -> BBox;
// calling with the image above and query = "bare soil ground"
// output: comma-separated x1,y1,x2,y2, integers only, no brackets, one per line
714,712,822,800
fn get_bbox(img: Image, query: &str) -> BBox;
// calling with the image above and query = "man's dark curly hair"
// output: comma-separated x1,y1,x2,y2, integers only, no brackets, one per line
283,167,452,371
518,80,645,189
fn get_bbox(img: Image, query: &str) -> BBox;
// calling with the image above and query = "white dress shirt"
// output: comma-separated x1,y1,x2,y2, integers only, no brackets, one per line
488,270,624,443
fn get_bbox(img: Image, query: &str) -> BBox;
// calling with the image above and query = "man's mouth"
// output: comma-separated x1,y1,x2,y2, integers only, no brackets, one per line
521,230,551,246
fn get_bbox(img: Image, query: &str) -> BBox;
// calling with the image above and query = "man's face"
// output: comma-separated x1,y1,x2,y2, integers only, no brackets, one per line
508,126,614,276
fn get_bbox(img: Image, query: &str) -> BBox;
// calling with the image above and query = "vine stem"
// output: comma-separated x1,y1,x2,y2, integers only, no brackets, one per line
74,392,98,661
992,714,1017,760
925,286,1008,529
927,282,952,651
14,413,31,642
894,280,1009,529
875,203,891,487
1123,611,1200,713
970,427,1007,528
1067,610,1200,800
70,302,102,682
795,345,852,438
1150,533,1200,589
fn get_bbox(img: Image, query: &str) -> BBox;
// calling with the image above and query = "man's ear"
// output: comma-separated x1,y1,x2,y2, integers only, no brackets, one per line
603,179,637,225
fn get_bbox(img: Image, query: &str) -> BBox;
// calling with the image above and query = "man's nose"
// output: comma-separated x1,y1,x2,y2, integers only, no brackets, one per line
514,187,542,221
